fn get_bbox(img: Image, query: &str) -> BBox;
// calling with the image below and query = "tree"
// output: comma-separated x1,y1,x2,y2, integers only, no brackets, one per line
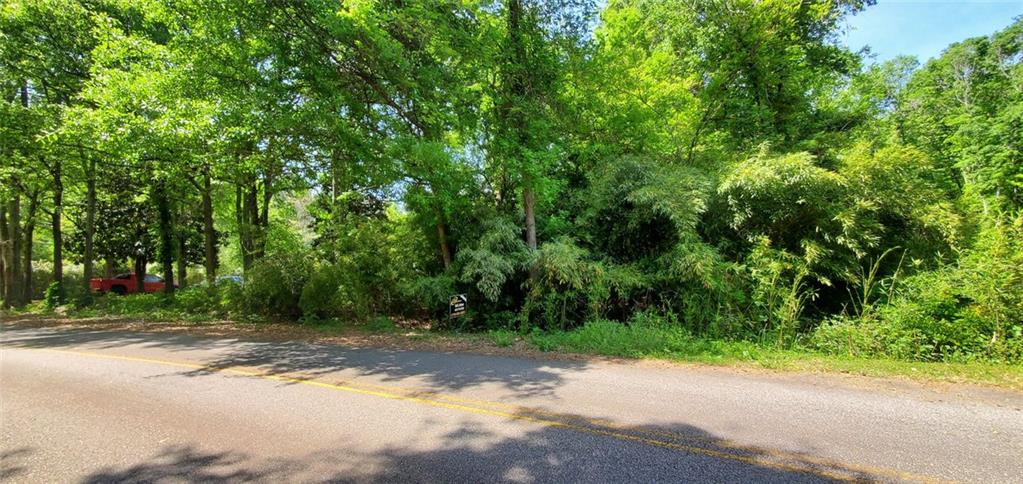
0,81,50,306
0,0,99,301
902,19,1023,209
490,0,595,253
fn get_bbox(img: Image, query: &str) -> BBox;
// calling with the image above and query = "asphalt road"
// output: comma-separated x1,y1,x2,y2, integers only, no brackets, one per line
1,325,1022,483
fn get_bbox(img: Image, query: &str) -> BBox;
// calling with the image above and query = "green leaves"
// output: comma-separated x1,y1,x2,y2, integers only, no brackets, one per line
899,19,1023,209
458,217,529,302
718,142,959,287
719,149,846,242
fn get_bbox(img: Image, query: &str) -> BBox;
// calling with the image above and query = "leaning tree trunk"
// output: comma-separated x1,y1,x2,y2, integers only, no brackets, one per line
433,203,452,269
417,131,453,270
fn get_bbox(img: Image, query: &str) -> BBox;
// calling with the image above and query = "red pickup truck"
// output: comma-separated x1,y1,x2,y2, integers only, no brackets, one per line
90,273,174,295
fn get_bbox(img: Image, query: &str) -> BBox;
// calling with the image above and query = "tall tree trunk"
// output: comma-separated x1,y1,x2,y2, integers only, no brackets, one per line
505,0,539,256
236,178,257,273
523,186,537,251
82,154,97,301
7,196,22,307
8,81,27,306
414,124,453,269
256,171,272,260
202,171,216,286
260,173,271,226
176,231,187,290
434,204,452,270
22,192,39,303
51,158,64,286
0,204,8,306
235,181,249,272
134,254,146,293
155,180,175,295
246,177,261,261
105,258,114,279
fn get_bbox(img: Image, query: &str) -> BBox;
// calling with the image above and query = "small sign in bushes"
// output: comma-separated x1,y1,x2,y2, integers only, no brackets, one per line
449,294,467,317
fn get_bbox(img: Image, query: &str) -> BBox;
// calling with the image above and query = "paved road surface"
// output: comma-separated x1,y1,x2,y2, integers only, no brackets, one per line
2,325,1022,483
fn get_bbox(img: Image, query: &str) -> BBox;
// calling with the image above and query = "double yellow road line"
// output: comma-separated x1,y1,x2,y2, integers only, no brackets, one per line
28,347,946,483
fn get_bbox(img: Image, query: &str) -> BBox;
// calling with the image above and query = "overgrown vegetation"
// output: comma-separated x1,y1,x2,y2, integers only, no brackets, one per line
2,1,1021,367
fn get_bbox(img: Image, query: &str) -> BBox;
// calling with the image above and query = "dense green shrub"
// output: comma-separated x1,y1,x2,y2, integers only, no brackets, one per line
459,217,529,302
91,293,164,315
957,214,1023,360
398,274,457,320
174,286,218,315
811,215,1023,363
216,279,245,313
743,237,814,346
719,149,847,259
479,310,520,331
240,251,314,317
26,267,54,301
39,273,86,309
526,312,777,361
299,263,375,321
44,281,66,309
811,315,930,360
298,265,342,320
61,273,88,307
523,238,608,330
308,205,435,320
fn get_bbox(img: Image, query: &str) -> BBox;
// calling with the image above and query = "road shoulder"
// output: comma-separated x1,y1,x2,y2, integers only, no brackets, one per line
3,312,1022,400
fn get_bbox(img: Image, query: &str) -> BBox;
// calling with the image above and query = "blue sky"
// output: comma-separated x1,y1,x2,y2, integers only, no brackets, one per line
841,0,1022,64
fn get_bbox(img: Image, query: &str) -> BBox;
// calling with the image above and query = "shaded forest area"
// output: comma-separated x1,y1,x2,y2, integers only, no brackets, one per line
2,0,1021,363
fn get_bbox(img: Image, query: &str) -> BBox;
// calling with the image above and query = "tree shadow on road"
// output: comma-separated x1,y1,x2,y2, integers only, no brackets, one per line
79,445,269,483
3,325,903,482
73,418,865,483
0,320,243,352
1,323,587,397
183,340,584,397
0,447,34,481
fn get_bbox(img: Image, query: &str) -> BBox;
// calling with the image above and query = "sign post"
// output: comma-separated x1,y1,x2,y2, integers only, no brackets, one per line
448,294,467,318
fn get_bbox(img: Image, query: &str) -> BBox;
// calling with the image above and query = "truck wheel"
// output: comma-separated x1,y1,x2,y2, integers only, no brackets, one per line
111,285,127,296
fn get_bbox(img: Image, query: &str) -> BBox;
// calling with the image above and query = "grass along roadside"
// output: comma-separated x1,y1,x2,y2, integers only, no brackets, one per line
484,323,1023,391
4,306,1022,392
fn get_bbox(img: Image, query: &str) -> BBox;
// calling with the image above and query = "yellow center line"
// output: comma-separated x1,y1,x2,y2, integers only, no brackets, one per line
19,347,949,483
